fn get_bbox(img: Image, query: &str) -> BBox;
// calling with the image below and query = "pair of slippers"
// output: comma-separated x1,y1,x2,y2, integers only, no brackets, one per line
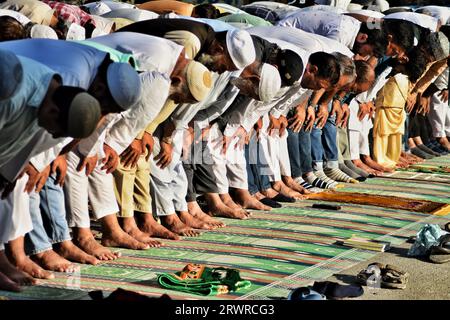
357,263,409,290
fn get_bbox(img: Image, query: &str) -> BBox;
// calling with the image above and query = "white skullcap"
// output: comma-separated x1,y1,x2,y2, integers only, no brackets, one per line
66,23,86,40
89,2,111,16
226,29,256,70
30,24,58,39
258,63,281,102
185,60,213,102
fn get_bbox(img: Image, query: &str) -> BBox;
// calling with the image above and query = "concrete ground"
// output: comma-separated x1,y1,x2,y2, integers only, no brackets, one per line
325,240,450,300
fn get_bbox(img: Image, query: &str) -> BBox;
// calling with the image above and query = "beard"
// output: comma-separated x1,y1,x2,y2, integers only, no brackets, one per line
198,53,216,69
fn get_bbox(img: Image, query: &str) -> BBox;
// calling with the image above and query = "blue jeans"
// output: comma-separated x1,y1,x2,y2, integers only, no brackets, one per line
287,128,313,177
245,141,271,195
25,175,71,255
310,104,339,170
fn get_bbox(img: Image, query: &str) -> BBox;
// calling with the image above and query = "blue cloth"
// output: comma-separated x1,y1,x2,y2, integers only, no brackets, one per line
0,39,108,88
0,55,56,167
310,102,339,168
245,139,271,195
25,175,71,255
408,224,449,257
287,128,313,177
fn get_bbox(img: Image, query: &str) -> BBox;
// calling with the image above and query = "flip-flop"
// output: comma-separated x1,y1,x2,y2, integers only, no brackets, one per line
356,262,384,286
357,263,409,289
381,264,409,290
429,234,450,264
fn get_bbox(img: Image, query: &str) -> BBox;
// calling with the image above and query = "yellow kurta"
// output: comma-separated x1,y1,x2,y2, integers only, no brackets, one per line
373,73,409,169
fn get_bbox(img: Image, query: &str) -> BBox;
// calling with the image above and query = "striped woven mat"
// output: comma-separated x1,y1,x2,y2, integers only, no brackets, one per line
1,158,449,300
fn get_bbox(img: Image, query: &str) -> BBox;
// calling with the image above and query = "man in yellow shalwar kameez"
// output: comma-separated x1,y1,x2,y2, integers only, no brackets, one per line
373,73,410,170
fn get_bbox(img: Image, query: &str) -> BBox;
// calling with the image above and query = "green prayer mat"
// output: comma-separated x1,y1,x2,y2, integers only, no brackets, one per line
157,264,251,296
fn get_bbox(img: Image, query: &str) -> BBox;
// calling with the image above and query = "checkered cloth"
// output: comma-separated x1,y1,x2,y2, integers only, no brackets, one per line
242,6,280,23
43,0,95,26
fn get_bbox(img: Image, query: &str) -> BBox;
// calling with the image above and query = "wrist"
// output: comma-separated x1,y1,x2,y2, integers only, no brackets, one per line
161,136,173,145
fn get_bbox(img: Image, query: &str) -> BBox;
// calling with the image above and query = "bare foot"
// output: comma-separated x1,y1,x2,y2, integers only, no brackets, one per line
160,214,201,237
282,176,311,195
137,213,180,240
362,155,390,173
352,159,381,176
0,271,21,292
31,250,79,273
0,251,37,286
6,237,54,280
179,211,213,230
272,181,306,200
230,189,270,212
101,215,150,250
219,193,242,210
120,217,162,247
205,192,253,218
54,241,99,265
187,201,225,229
73,228,120,261
437,137,450,150
10,256,54,280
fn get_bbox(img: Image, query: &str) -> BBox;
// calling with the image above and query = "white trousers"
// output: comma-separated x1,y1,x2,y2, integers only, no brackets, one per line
0,176,32,245
428,92,450,138
208,124,248,194
150,161,188,216
348,100,372,159
64,150,119,228
258,114,291,182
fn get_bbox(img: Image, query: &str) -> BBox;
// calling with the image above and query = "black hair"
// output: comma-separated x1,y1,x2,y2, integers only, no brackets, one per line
84,20,96,38
354,60,373,84
308,52,340,86
0,16,26,41
192,4,220,19
358,22,387,58
403,47,429,83
382,7,413,15
440,25,450,42
382,19,416,52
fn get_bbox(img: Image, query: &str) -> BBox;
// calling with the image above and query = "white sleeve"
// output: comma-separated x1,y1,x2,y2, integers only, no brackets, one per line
104,72,171,154
269,84,307,118
171,71,239,130
29,138,72,172
193,83,240,127
77,113,118,157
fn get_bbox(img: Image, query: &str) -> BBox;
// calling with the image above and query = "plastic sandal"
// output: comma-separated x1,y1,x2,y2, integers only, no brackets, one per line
356,263,384,286
357,263,409,289
381,265,409,290
429,234,450,264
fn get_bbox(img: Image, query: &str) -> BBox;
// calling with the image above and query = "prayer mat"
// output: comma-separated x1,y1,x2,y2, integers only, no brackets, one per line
2,201,448,300
382,171,450,184
1,158,449,300
157,264,251,296
306,190,447,214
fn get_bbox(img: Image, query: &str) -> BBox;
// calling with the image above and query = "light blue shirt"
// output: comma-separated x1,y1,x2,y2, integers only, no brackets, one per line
0,55,57,173
0,39,108,88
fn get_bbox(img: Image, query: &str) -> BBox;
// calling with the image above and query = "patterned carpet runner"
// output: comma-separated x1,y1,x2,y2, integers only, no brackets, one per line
1,157,449,300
